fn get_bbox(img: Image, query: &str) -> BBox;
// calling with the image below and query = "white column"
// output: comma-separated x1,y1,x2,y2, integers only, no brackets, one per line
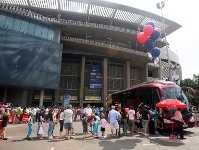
39,89,44,107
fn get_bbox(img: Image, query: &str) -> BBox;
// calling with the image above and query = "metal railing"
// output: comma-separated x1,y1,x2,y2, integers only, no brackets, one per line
61,36,147,56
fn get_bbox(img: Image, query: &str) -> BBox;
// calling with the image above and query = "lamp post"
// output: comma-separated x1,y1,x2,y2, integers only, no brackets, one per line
156,1,172,80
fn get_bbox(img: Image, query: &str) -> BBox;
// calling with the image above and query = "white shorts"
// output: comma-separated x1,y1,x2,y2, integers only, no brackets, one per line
110,122,119,129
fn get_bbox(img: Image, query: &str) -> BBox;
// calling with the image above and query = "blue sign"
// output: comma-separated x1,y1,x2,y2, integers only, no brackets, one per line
90,65,102,90
63,94,70,107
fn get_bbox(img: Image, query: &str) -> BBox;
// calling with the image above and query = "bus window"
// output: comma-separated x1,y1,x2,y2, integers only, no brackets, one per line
138,88,159,108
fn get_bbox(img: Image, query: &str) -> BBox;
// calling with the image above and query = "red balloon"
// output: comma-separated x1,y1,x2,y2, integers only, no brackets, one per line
137,32,147,44
143,25,153,36
155,28,162,36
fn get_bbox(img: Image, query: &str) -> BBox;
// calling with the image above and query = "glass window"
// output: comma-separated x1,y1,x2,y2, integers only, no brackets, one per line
47,26,54,41
28,20,36,35
35,22,43,37
0,11,7,28
20,18,29,34
13,16,22,32
4,13,14,30
41,25,48,39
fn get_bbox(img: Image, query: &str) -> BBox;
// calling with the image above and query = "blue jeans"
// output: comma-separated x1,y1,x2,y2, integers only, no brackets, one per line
27,124,32,137
122,119,127,133
48,121,54,136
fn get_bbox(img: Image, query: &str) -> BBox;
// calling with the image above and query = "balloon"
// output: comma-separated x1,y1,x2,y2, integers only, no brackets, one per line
155,28,162,36
137,32,147,44
143,25,153,36
146,21,155,29
145,38,154,49
151,29,160,40
151,47,161,57
154,57,159,66
125,108,129,113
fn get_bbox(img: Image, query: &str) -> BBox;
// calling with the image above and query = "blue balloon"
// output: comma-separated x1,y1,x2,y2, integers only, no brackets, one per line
145,38,154,49
147,36,156,42
151,47,161,57
146,22,155,29
151,30,160,40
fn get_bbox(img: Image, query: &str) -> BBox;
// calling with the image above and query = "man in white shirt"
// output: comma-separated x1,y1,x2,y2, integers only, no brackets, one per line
128,106,136,135
83,104,92,117
64,106,74,140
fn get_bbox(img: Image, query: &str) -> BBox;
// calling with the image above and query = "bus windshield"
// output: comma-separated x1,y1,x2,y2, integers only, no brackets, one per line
162,87,189,114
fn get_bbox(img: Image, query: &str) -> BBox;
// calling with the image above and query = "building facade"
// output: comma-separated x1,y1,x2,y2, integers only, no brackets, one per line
0,0,181,107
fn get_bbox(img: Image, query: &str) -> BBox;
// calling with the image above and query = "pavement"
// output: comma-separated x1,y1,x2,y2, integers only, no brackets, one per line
1,121,199,150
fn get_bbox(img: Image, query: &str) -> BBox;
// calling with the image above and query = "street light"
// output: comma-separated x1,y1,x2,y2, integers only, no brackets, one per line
86,33,91,40
156,1,172,80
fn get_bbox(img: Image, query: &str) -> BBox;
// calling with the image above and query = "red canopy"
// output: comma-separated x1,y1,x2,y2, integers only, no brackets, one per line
156,99,187,108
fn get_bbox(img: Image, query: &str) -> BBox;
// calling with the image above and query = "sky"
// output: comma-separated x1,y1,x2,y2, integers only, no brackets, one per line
106,0,199,79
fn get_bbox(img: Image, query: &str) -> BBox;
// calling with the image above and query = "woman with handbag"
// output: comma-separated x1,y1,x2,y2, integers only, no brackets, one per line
121,109,128,136
136,109,143,134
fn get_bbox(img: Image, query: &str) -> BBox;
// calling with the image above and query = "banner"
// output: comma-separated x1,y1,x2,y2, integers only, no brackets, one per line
63,94,70,107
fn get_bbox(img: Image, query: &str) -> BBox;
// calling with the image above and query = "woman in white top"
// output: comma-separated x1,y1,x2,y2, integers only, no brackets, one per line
59,108,65,138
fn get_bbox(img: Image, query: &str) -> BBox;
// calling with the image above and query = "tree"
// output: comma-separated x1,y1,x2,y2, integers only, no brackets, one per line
180,75,199,106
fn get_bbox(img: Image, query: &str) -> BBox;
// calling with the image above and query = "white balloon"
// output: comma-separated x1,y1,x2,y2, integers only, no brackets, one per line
154,57,159,66
147,52,152,60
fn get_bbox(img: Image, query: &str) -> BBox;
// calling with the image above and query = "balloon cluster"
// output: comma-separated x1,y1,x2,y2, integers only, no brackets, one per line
137,21,162,62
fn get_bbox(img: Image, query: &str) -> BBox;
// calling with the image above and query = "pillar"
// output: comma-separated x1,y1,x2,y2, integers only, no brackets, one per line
54,89,59,106
2,88,8,103
102,58,107,107
79,56,85,107
21,90,28,106
158,58,162,80
123,61,130,89
39,89,44,107
141,64,148,82
53,28,61,43
27,89,33,106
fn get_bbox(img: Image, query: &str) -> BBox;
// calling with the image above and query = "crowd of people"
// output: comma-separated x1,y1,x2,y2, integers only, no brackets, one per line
0,103,188,141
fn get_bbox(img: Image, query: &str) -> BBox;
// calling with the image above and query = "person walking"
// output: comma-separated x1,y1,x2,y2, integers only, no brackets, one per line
121,108,128,136
59,108,65,138
63,105,74,140
26,112,33,140
48,109,55,140
0,109,10,140
108,106,119,137
128,106,136,135
140,105,150,136
175,108,186,140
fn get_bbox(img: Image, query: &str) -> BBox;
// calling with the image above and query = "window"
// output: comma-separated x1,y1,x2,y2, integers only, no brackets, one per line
48,26,54,40
41,25,48,39
13,16,22,32
0,11,7,28
35,22,43,37
28,20,36,35
4,13,14,30
20,18,29,34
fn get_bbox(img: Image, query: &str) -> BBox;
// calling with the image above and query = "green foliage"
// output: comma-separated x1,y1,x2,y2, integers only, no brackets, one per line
180,74,199,106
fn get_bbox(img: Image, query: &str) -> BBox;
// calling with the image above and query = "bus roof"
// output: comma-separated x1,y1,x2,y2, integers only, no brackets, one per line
113,80,179,95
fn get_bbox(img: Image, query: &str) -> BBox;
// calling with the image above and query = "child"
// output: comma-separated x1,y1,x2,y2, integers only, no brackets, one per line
92,117,100,138
82,114,89,139
38,122,44,139
26,112,33,140
100,115,107,138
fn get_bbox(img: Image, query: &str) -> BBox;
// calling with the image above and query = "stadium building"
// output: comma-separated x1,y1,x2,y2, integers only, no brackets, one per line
0,0,181,107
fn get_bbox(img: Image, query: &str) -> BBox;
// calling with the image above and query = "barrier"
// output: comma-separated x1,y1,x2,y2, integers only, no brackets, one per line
22,114,29,123
8,115,13,123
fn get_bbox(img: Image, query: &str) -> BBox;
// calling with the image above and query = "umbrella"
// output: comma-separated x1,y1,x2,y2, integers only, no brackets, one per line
156,99,187,140
156,99,187,108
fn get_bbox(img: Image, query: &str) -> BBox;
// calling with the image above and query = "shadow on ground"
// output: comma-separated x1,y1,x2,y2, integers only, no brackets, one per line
99,139,142,150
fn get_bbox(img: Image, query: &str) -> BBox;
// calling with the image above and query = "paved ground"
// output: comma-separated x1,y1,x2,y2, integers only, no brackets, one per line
1,121,199,150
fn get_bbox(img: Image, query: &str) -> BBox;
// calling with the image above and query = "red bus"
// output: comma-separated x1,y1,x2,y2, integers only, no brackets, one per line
106,80,195,129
